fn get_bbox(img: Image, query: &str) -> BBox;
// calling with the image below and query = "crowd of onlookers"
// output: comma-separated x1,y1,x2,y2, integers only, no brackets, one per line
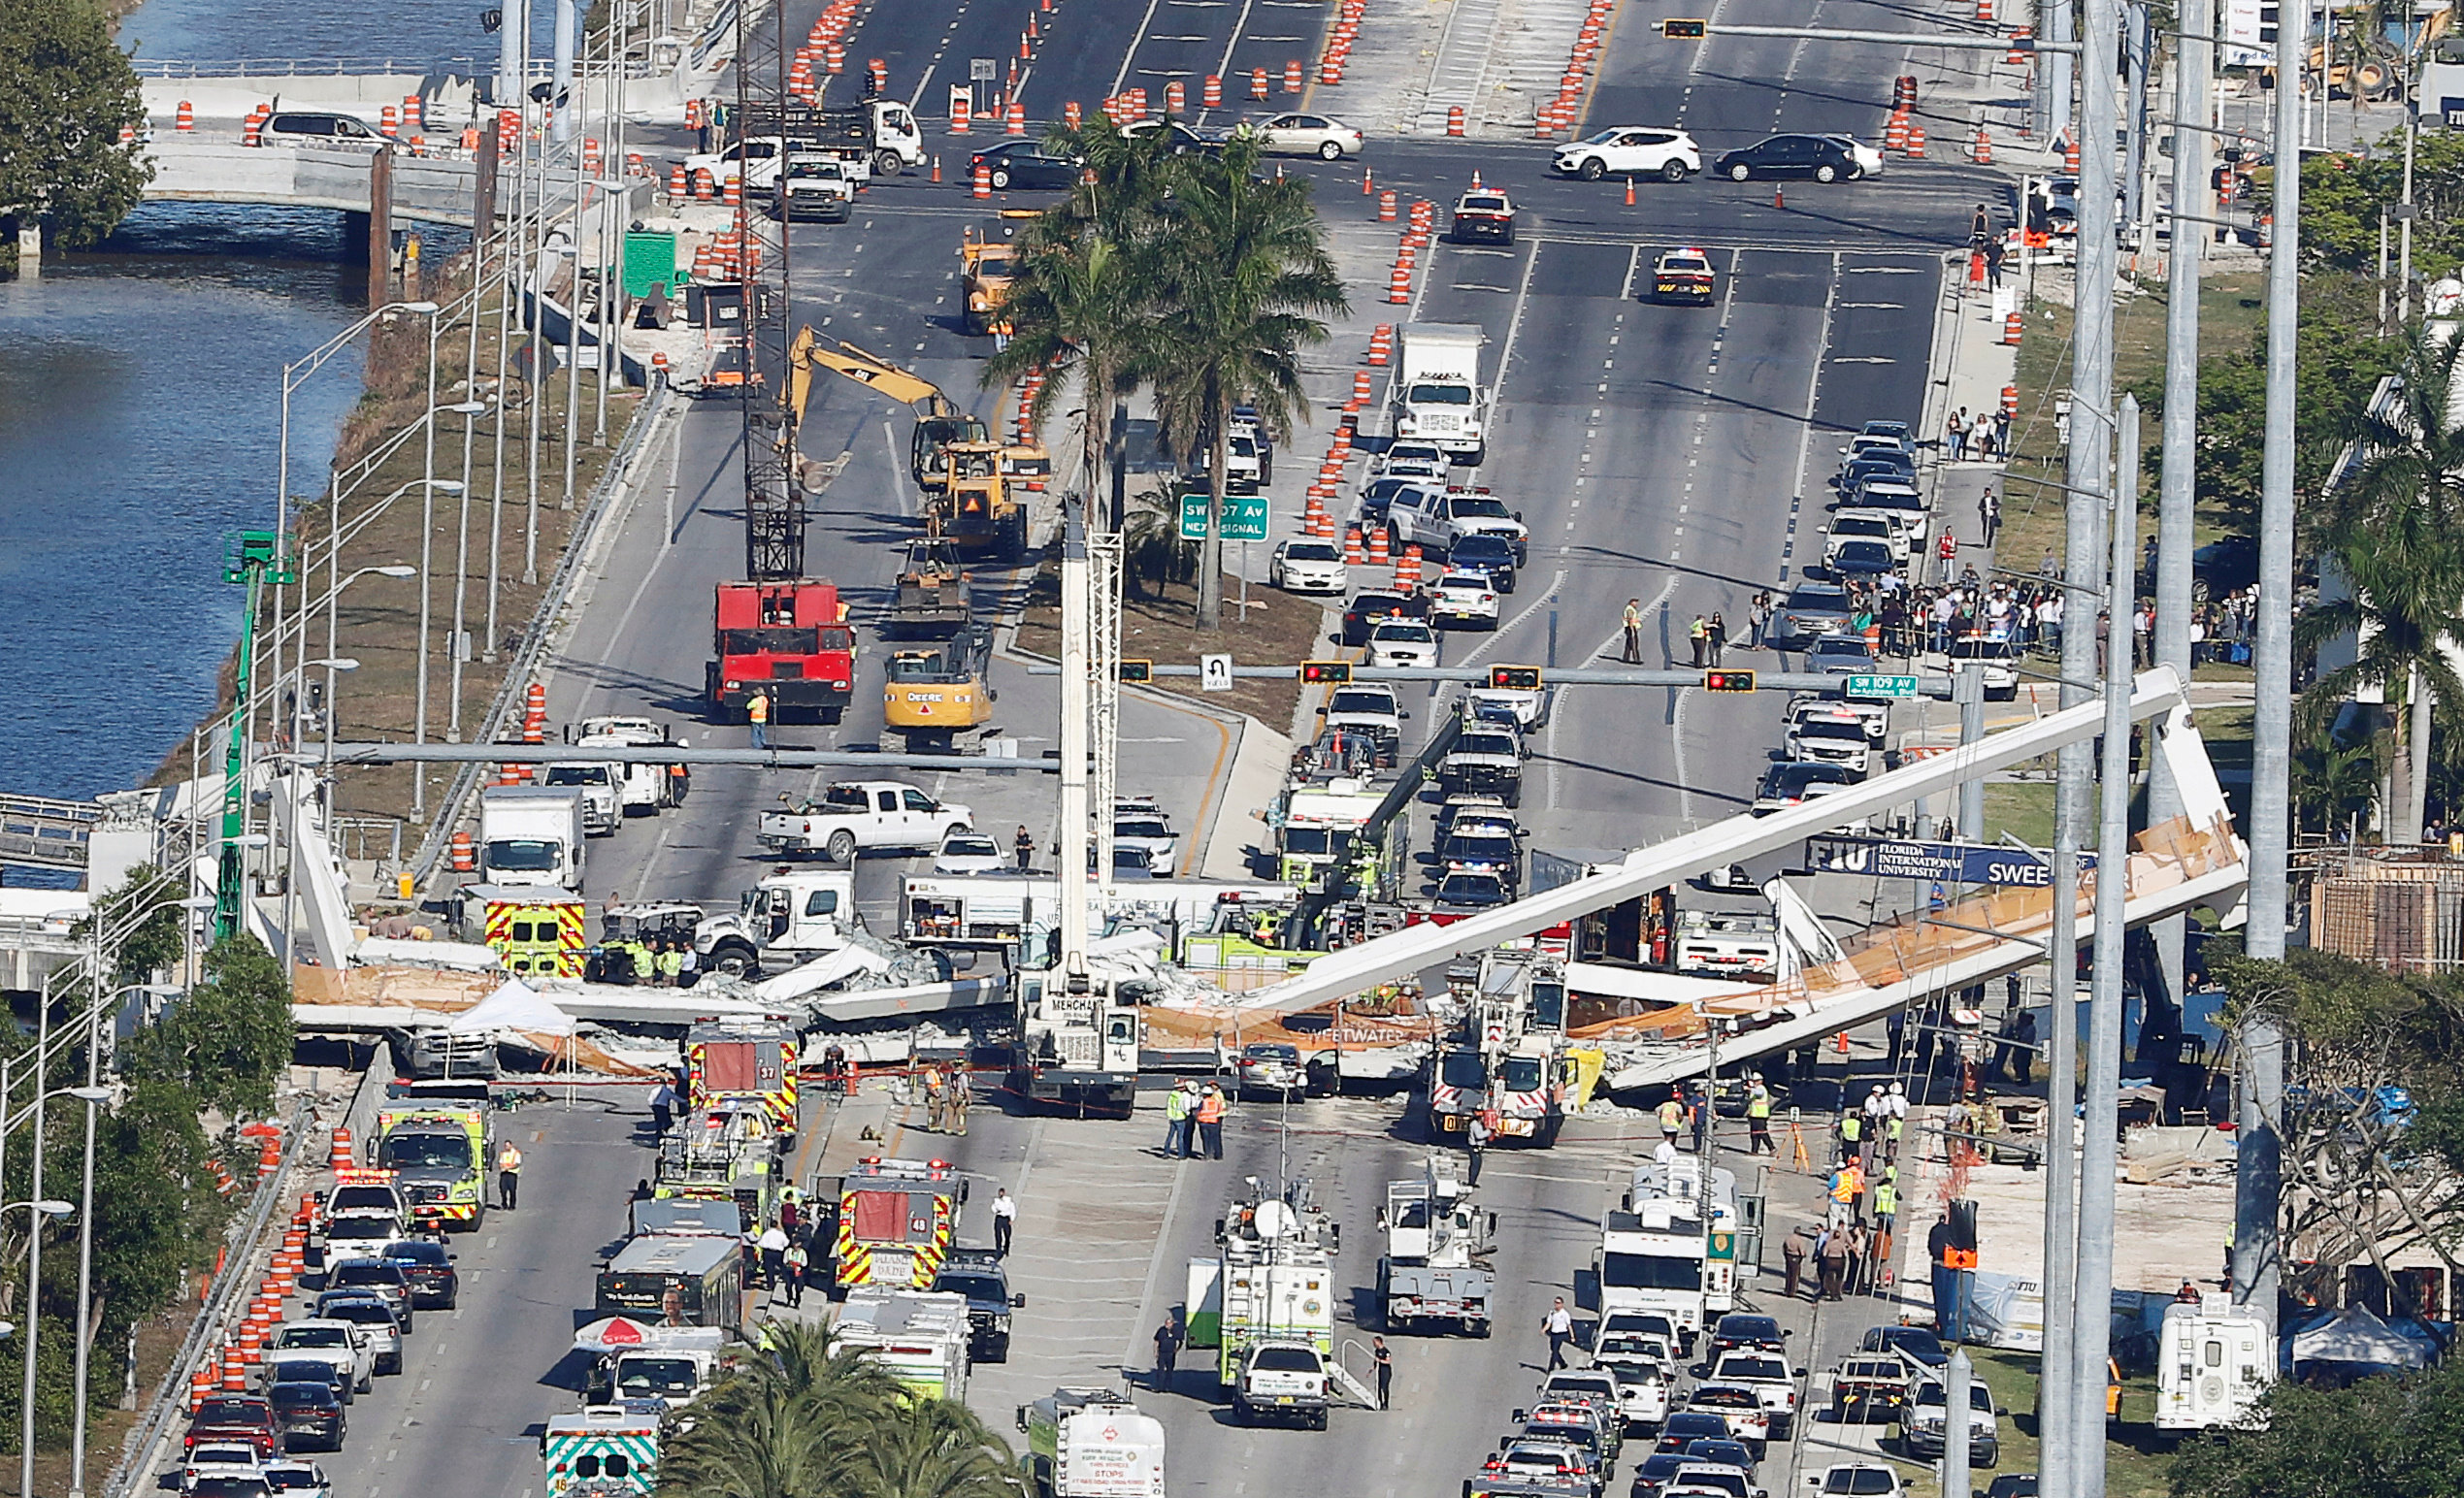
1740,563,2265,668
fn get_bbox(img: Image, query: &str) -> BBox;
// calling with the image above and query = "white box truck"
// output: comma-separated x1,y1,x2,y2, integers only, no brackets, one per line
1390,323,1490,465
477,785,587,893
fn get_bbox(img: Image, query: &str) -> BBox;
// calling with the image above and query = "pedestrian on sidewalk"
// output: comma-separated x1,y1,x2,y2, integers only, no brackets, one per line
497,1140,523,1210
747,689,771,750
1819,1225,1849,1301
1970,202,1990,243
1985,234,2005,289
1706,612,1727,667
1542,1298,1575,1371
1936,531,1959,586
1979,487,2001,545
1013,825,1035,872
1153,1318,1182,1389
1196,1084,1227,1159
1622,599,1644,664
1373,1336,1394,1408
1164,1080,1193,1157
782,1238,809,1307
992,1188,1018,1256
759,1221,790,1291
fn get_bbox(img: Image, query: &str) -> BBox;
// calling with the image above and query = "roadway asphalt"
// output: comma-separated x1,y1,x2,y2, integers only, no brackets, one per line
345,0,2005,1490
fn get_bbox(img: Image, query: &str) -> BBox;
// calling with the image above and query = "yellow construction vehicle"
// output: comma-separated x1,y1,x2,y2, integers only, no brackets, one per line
887,537,971,639
961,226,1019,337
930,439,1033,558
883,620,996,751
782,326,1051,498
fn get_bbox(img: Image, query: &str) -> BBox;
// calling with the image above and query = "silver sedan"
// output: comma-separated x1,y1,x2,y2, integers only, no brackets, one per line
1246,113,1363,159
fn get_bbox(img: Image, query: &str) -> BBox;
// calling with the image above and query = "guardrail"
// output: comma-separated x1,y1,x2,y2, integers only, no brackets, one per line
132,57,494,78
407,382,679,886
104,1098,315,1498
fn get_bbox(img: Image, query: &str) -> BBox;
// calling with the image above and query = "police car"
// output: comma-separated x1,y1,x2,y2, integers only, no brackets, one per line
1652,247,1717,304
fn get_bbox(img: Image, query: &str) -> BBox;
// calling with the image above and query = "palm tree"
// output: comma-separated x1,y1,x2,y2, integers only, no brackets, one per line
659,1322,898,1498
983,226,1155,532
1144,133,1346,628
845,1398,1026,1498
2303,325,2464,842
2292,723,2381,837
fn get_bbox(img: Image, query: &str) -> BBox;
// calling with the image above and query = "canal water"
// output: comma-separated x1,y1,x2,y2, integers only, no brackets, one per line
0,2,538,835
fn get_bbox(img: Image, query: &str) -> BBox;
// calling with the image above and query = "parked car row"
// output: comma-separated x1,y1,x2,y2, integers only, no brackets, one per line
167,1181,461,1495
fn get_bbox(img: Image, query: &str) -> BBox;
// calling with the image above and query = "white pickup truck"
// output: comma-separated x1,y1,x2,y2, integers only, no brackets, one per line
775,153,856,222
1673,910,1780,981
1233,1341,1334,1429
1389,485,1528,562
756,781,974,864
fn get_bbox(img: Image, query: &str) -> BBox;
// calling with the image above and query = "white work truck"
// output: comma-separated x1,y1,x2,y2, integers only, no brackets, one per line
2155,1296,2271,1433
693,868,860,976
541,760,624,836
1376,1154,1495,1336
835,1286,972,1403
776,153,856,222
1390,323,1490,463
1390,485,1529,562
568,716,687,816
477,785,587,893
756,780,974,864
1018,1387,1167,1498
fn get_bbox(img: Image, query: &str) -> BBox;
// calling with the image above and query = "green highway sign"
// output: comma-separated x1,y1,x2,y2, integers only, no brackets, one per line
1178,491,1270,542
1846,674,1920,700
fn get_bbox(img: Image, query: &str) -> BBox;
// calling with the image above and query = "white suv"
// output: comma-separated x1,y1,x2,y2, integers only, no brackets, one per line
1554,125,1702,182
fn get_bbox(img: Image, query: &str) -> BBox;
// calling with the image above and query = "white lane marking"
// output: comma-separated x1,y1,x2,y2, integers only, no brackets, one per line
1124,1152,1194,1372
1110,0,1176,98
1492,238,1543,388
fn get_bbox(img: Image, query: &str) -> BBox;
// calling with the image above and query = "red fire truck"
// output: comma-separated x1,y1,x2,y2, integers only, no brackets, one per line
706,580,858,725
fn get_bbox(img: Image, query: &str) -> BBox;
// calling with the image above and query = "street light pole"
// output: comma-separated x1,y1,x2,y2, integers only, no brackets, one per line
65,1016,108,1498
2236,0,2304,1339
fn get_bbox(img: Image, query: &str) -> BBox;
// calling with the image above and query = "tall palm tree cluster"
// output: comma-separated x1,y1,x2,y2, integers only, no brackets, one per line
983,116,1349,628
656,1323,1025,1498
2296,326,2464,843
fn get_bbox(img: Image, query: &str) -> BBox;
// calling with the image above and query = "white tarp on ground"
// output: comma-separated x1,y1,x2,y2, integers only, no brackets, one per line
447,977,577,1036
2290,1307,2431,1369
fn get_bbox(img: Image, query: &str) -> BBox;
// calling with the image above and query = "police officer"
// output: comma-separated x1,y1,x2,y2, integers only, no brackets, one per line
1746,1074,1774,1156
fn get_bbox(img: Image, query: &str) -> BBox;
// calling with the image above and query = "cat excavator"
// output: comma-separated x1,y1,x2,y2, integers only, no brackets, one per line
783,327,1049,559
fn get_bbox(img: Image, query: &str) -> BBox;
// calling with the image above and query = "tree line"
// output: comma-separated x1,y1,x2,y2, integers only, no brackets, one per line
0,866,293,1460
981,117,1348,628
0,0,150,272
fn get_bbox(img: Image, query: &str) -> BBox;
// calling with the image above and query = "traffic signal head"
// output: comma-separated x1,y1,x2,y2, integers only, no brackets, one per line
1490,665,1542,691
1701,668,1758,693
1662,16,1708,36
1118,660,1153,683
1299,661,1354,685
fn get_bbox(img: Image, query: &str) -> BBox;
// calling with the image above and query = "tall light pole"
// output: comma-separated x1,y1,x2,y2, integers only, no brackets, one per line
60,1073,109,1498
12,1182,75,1497
2237,0,2304,1338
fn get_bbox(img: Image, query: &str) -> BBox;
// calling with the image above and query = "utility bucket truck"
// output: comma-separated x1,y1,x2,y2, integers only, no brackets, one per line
1377,1153,1496,1336
1183,1180,1380,1427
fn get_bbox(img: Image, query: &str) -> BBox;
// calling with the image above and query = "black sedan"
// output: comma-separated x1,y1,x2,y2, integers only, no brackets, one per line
379,1239,458,1310
1714,133,1864,182
1340,589,1431,645
268,1382,346,1453
970,141,1078,191
1122,120,1222,156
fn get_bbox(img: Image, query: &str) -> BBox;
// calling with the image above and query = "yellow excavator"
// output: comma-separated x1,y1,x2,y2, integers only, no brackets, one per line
883,619,997,752
783,326,1047,558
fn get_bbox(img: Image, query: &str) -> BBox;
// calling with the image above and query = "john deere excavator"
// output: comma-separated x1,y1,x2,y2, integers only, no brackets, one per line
783,327,1048,559
883,619,997,752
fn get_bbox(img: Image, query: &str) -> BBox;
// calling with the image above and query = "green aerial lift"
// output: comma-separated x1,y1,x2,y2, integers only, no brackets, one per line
217,531,295,942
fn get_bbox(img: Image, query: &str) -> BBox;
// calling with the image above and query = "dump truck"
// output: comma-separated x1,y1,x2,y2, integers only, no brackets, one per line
1017,1387,1168,1498
1377,1154,1495,1336
823,1156,963,1290
373,1105,489,1230
960,224,1019,337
